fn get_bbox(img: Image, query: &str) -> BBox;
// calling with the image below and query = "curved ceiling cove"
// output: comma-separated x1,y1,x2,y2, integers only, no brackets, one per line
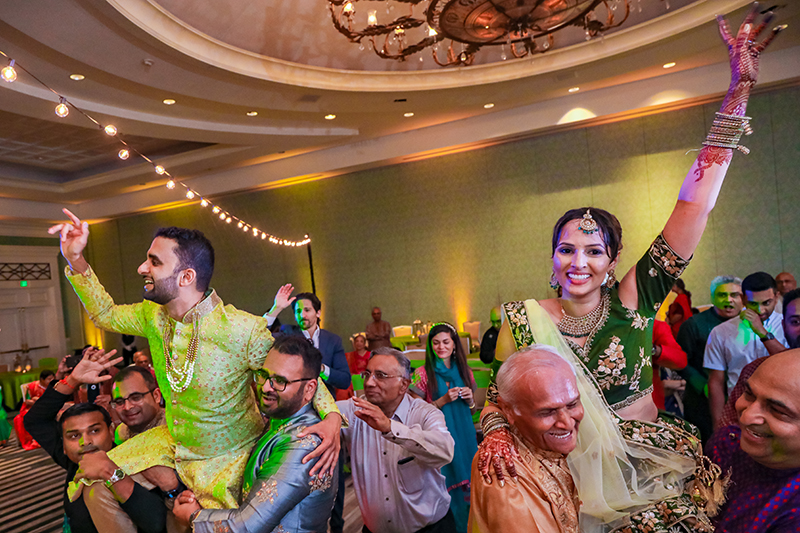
109,0,752,91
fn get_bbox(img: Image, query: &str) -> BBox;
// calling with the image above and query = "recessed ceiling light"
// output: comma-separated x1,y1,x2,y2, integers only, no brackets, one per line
246,111,258,116
69,74,85,81
568,87,580,93
325,114,336,120
484,103,494,109
663,62,676,69
403,112,414,117
162,99,176,105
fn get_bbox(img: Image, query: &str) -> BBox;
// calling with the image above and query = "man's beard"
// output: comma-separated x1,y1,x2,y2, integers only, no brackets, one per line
143,272,180,305
260,387,305,419
790,334,800,350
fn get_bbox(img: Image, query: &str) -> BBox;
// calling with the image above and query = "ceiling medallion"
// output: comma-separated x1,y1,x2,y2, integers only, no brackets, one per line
328,0,631,67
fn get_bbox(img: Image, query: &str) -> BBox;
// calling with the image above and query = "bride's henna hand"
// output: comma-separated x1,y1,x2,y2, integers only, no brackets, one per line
477,427,519,487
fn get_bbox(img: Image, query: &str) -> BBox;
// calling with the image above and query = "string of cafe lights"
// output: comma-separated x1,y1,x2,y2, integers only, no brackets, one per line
0,51,311,248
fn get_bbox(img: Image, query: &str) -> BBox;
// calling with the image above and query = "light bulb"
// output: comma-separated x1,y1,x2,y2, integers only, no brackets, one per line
253,228,259,235
343,2,354,13
166,179,176,189
155,165,166,175
237,221,244,228
219,212,226,220
367,10,377,26
226,217,232,223
186,190,195,199
325,114,336,120
428,26,438,37
261,233,267,240
1,60,17,83
242,225,248,232
212,206,220,214
118,149,130,160
104,125,117,136
55,98,69,118
200,199,208,207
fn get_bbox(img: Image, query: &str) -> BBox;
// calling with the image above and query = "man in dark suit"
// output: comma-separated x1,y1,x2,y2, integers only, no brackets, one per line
264,284,351,397
264,284,352,533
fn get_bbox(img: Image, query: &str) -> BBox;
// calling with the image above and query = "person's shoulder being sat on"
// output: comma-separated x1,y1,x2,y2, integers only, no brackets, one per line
173,335,337,533
336,347,456,533
706,349,800,532
469,345,582,533
23,349,169,533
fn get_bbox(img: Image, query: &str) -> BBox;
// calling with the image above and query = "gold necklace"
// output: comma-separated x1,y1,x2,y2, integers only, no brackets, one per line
557,289,611,338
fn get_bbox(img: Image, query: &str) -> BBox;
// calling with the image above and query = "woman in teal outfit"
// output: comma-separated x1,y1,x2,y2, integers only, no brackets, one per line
410,323,477,533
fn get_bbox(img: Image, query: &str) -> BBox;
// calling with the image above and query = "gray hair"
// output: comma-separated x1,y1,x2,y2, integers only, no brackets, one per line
710,275,742,300
370,347,411,379
496,344,576,412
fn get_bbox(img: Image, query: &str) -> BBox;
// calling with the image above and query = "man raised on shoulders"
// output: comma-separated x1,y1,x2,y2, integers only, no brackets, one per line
173,335,337,532
469,345,582,533
337,347,456,533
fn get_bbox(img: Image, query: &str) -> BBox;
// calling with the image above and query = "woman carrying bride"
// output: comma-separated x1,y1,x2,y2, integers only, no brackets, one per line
476,5,784,532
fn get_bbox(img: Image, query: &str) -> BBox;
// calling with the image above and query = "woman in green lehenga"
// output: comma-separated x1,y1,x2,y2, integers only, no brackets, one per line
476,6,785,532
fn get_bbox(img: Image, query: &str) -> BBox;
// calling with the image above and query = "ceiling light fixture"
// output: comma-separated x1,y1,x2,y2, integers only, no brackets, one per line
324,114,336,120
404,112,414,117
163,99,176,105
69,74,85,81
55,97,69,118
568,87,580,93
328,0,630,67
484,103,494,109
246,111,258,116
1,59,17,82
663,62,676,69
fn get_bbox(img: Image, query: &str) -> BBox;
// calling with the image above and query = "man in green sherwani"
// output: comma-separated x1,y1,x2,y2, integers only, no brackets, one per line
49,209,343,532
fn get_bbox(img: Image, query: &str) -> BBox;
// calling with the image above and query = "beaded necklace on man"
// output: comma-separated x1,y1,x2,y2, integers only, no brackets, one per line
162,316,201,393
557,289,611,338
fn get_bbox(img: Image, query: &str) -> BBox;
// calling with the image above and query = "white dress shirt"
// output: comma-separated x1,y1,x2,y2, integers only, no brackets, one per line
704,312,787,390
337,394,455,533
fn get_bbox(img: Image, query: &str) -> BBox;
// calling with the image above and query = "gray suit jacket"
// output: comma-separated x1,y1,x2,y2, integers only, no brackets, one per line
192,403,337,533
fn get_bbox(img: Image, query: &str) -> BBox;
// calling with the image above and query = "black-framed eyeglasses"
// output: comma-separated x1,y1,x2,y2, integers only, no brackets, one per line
360,370,404,382
255,370,315,392
110,389,155,409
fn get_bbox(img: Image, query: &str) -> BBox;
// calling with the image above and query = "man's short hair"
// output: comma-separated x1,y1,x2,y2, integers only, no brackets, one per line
784,288,800,317
370,347,411,379
742,272,777,294
39,369,55,381
114,365,157,389
59,403,112,434
292,292,321,313
153,227,215,292
496,345,575,411
271,335,323,378
709,275,742,300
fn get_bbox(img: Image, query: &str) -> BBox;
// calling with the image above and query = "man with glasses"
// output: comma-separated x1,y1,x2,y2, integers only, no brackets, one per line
111,366,165,445
337,347,456,533
172,335,337,533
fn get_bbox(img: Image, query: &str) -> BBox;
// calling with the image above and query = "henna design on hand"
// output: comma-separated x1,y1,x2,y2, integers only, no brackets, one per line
477,427,519,487
693,146,733,182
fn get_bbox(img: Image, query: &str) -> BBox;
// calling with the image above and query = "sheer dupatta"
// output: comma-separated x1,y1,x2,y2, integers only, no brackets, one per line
502,299,700,531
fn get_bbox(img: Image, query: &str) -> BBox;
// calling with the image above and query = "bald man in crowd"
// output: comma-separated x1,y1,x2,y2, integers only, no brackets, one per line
469,345,582,533
706,349,800,531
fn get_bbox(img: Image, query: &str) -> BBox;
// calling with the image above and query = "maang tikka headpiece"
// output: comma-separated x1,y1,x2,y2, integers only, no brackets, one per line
579,209,599,235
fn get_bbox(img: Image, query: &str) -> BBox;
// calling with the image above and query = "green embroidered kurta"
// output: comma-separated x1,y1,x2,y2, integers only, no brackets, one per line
66,266,340,508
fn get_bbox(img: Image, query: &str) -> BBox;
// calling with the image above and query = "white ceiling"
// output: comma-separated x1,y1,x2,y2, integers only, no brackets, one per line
0,0,798,233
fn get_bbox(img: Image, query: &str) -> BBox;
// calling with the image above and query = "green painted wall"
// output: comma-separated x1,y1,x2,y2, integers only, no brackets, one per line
83,85,800,347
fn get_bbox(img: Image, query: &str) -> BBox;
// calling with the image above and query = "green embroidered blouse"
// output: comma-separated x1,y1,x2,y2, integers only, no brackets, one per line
504,234,689,411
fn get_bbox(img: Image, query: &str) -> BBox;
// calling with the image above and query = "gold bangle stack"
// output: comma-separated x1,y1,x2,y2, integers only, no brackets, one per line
702,112,753,154
481,412,510,436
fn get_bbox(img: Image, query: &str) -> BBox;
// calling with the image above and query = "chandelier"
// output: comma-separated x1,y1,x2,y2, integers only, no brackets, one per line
328,0,631,67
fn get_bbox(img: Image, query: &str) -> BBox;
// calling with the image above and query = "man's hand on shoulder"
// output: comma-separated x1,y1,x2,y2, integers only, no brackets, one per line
298,413,341,478
47,208,90,273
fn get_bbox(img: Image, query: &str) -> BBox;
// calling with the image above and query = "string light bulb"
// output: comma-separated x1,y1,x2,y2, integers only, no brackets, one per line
226,217,232,223
104,125,117,136
55,97,69,118
186,190,195,199
200,199,208,207
1,59,17,82
219,212,226,220
261,233,267,240
237,221,244,228
118,149,130,160
166,179,176,189
212,206,220,214
155,165,166,175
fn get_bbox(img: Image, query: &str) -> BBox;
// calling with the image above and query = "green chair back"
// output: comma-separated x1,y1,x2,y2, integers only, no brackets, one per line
352,374,364,392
